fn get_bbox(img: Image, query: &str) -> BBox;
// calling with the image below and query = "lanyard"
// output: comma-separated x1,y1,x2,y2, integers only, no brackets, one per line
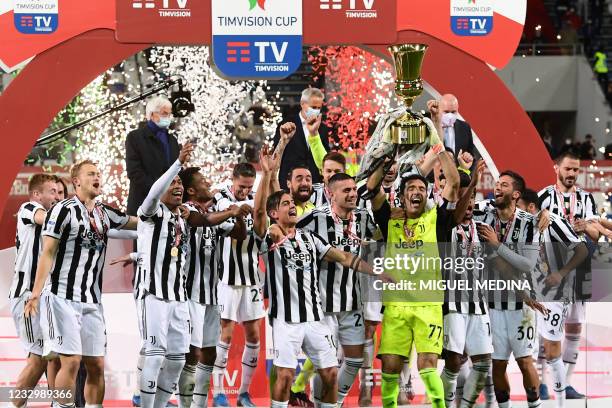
383,185,396,207
262,225,297,254
172,213,183,252
554,185,576,222
457,221,477,257
494,209,516,243
330,209,362,243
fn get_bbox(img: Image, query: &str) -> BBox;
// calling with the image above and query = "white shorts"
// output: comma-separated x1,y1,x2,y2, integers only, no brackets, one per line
271,318,338,370
39,291,106,357
188,300,220,349
217,281,265,323
363,301,383,322
490,308,537,361
443,312,494,357
10,292,44,356
565,301,585,324
323,311,365,346
538,302,568,342
140,294,190,355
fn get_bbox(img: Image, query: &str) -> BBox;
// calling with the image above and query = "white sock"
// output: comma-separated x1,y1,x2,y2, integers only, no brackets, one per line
337,357,363,404
135,350,145,397
459,359,490,408
360,339,374,388
484,366,495,405
271,400,289,408
84,405,103,408
54,403,75,408
213,341,230,396
320,404,337,408
456,361,470,405
238,341,259,394
441,367,459,407
192,363,214,408
178,363,196,408
153,354,186,408
547,356,566,408
563,334,580,385
141,352,165,408
400,359,411,390
498,402,511,408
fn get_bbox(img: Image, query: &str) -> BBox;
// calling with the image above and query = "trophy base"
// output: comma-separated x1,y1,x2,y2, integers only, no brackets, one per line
388,111,427,145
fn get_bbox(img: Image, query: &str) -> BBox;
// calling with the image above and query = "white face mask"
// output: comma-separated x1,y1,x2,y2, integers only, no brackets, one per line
441,112,458,128
305,107,321,118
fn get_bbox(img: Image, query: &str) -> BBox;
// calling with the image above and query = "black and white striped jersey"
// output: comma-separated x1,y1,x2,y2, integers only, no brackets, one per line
257,229,331,323
310,183,330,208
473,202,540,311
532,213,582,302
9,201,45,299
184,202,234,305
444,220,488,315
43,197,129,304
356,183,402,212
538,185,598,222
538,185,597,300
136,203,189,302
296,205,378,312
214,186,260,286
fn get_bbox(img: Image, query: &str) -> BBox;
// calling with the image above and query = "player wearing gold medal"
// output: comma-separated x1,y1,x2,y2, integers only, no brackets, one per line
364,102,460,408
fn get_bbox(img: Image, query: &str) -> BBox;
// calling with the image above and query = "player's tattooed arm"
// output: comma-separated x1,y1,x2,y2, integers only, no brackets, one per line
454,159,485,224
254,144,275,238
323,247,393,282
366,158,389,211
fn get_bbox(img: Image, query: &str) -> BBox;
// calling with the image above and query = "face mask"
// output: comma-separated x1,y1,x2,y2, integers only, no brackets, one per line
441,112,457,127
306,107,321,118
156,117,172,128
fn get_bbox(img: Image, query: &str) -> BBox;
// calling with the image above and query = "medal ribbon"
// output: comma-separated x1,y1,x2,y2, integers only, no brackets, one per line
330,209,362,244
457,221,477,257
494,209,516,243
554,185,576,222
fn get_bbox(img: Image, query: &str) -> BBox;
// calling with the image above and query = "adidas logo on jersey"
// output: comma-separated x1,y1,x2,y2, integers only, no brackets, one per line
284,251,313,263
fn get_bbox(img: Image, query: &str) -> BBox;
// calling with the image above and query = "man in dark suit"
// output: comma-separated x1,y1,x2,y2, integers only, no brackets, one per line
125,96,180,216
437,94,476,160
274,88,330,189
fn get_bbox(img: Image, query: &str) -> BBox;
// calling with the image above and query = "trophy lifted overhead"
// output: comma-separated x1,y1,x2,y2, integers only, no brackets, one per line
356,43,442,188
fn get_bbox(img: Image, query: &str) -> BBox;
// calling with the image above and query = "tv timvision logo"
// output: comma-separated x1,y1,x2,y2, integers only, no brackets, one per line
14,0,59,34
212,0,303,79
319,0,377,19
132,0,191,18
450,0,493,36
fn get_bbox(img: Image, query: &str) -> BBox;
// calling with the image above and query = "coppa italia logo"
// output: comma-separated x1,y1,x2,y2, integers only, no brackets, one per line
131,0,191,18
211,0,303,79
450,0,493,36
319,0,377,19
13,0,59,34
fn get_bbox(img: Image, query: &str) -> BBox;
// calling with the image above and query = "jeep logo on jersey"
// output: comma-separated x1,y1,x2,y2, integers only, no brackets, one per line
132,0,191,18
14,0,59,34
319,0,378,19
332,236,360,247
283,251,313,264
211,0,303,79
450,0,493,36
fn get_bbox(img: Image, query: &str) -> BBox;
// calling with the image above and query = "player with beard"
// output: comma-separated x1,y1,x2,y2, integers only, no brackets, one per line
25,160,137,408
310,152,346,208
365,111,460,407
8,174,58,408
473,170,547,408
518,189,588,408
286,165,315,217
254,137,389,408
297,173,379,407
537,152,602,400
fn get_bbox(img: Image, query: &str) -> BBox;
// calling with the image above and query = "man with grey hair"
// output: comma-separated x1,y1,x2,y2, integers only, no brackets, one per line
126,96,180,216
428,94,476,161
274,87,330,189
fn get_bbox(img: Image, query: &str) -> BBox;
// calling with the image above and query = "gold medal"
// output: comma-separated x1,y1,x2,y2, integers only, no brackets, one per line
170,246,179,257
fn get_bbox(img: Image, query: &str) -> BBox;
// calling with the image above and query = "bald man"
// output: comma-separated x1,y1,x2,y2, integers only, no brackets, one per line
438,94,476,161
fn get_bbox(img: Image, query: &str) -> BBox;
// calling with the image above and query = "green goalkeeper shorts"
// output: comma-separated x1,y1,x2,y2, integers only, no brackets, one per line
378,304,443,357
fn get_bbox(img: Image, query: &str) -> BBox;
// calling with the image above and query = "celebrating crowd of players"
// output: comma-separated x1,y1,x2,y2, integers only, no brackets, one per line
7,96,612,408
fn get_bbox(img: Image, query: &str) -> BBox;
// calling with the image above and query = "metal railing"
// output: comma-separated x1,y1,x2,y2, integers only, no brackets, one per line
515,43,585,56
